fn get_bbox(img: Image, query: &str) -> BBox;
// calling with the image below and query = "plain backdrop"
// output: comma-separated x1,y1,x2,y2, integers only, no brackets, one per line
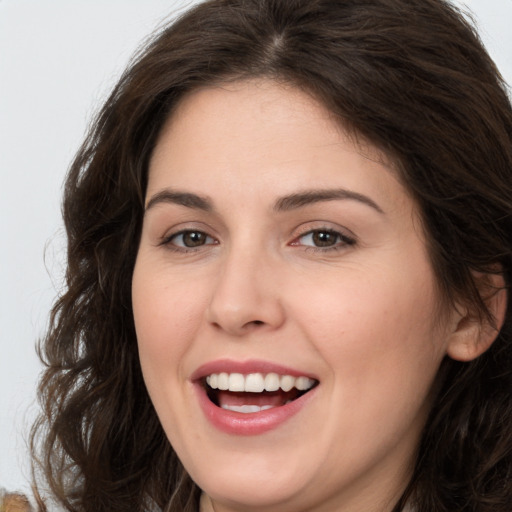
1,0,511,496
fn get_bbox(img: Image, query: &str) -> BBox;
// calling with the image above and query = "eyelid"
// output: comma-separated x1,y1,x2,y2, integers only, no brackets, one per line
291,222,356,241
172,230,216,246
289,224,357,251
159,226,219,252
156,219,219,242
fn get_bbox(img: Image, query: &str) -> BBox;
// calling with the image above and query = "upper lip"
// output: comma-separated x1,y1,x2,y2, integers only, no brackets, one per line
190,358,319,382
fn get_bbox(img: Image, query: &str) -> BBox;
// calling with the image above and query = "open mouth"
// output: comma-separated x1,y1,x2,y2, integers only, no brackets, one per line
204,372,318,413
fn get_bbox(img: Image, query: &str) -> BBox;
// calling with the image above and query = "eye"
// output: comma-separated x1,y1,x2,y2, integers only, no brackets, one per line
292,228,355,250
164,230,217,249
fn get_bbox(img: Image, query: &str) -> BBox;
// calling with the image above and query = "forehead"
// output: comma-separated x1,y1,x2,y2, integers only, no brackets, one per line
152,79,394,163
147,79,411,214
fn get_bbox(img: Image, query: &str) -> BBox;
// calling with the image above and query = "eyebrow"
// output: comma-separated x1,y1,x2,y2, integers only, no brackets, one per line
274,189,384,214
145,187,384,214
145,190,212,212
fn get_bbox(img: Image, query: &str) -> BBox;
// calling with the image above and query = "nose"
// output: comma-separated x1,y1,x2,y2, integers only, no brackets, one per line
206,247,285,336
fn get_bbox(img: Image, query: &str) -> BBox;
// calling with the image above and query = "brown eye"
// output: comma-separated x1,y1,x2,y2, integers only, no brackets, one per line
311,230,338,247
168,230,216,248
295,229,355,250
182,231,208,247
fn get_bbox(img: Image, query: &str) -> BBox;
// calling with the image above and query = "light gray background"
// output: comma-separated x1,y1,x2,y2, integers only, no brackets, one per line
1,0,511,496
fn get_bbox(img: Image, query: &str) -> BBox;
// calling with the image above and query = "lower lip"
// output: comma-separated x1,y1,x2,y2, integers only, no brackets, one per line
194,383,317,435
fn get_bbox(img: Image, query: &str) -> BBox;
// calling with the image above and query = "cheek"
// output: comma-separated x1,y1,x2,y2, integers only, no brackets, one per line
131,261,207,387
293,260,447,406
294,277,445,472
131,261,211,450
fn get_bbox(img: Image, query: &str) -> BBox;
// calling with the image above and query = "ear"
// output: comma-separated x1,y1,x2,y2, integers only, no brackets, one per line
446,271,508,362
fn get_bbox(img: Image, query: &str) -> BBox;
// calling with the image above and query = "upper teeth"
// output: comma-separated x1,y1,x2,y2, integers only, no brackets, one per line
205,372,315,393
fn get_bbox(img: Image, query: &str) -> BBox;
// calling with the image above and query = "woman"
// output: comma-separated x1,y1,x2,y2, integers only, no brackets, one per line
31,0,512,511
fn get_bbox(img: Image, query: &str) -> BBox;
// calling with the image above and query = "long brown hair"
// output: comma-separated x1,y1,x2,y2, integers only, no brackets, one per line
32,0,512,510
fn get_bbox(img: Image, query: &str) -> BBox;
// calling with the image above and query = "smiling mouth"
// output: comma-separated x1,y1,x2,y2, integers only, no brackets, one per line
204,372,318,413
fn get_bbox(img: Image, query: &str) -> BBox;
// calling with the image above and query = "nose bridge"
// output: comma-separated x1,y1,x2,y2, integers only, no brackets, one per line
207,235,284,335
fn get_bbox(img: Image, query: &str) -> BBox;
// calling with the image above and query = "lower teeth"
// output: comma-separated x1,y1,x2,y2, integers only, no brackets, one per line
221,404,275,413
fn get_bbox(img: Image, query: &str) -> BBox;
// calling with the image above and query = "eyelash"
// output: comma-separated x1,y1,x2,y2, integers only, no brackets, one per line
160,227,356,253
160,230,218,253
291,228,356,252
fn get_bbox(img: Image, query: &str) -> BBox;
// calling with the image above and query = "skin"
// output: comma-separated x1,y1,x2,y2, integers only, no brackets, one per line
132,80,473,512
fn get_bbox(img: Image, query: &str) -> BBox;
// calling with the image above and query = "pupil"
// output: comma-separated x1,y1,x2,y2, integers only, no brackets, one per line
312,231,336,247
183,231,206,247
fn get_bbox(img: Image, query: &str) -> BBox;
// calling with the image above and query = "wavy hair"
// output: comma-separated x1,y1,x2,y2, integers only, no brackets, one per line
31,0,512,510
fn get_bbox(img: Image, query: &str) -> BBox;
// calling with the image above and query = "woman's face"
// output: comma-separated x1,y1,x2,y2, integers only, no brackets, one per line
132,80,460,512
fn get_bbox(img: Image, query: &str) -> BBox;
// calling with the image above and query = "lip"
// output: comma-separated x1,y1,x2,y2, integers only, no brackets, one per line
191,359,319,436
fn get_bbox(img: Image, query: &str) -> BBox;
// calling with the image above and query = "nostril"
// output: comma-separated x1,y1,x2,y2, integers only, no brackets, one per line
240,319,265,330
